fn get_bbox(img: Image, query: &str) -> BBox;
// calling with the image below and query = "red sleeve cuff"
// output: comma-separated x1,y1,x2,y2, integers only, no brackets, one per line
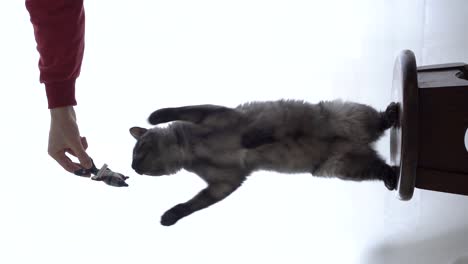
45,79,77,109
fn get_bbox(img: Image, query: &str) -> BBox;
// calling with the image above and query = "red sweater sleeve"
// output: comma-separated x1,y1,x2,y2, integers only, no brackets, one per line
26,0,85,109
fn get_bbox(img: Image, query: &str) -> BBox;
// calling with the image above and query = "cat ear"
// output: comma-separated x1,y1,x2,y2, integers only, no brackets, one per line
129,127,148,140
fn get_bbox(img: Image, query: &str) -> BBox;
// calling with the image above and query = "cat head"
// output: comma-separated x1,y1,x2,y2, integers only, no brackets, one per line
129,126,183,176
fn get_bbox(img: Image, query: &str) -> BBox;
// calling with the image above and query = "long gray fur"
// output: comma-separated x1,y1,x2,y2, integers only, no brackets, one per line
130,99,399,226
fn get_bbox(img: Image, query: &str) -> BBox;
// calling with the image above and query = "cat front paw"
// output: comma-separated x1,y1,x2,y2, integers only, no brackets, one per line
160,204,190,226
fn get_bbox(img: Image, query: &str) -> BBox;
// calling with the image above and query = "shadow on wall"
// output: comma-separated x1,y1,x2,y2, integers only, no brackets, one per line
362,225,468,264
453,256,468,264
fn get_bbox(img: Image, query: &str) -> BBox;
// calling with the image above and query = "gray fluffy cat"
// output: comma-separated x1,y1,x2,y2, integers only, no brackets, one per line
130,100,398,226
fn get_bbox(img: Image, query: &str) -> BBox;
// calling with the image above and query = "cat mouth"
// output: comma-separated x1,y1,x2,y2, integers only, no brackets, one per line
134,169,166,176
133,168,145,175
132,166,162,176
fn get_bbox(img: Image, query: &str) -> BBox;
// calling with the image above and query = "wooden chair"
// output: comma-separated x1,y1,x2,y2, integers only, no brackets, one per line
391,50,468,200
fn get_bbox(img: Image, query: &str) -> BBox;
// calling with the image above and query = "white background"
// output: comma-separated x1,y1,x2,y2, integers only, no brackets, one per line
1,0,468,263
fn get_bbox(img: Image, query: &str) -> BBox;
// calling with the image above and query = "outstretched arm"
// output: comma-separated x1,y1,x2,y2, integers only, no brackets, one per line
26,0,92,172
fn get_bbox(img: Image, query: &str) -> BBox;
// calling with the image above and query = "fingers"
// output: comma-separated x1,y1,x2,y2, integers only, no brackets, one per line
81,137,88,150
50,150,82,173
49,106,93,174
67,135,92,169
74,147,93,170
65,138,92,170
65,136,88,156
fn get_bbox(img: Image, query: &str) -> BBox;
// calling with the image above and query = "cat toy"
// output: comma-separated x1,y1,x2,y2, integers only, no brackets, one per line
74,160,129,187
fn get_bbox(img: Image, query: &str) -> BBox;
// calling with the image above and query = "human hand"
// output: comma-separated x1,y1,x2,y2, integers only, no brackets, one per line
49,106,93,173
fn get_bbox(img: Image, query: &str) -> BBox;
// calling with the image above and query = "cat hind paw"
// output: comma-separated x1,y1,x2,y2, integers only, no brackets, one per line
148,108,176,125
383,166,399,191
384,102,399,129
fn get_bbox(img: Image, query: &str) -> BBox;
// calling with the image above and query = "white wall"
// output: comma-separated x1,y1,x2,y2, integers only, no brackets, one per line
0,1,467,263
